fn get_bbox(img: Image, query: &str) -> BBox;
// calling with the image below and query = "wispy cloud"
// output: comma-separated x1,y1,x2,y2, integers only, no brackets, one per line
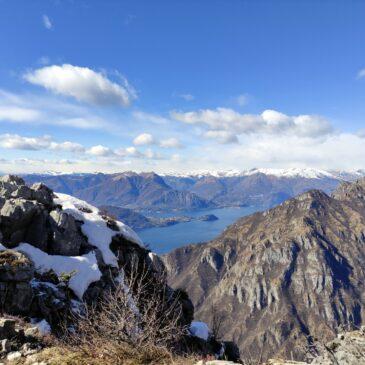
0,89,113,130
42,15,53,30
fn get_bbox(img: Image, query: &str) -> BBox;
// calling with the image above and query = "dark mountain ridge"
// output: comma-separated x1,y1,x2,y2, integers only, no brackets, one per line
24,172,214,211
23,169,360,212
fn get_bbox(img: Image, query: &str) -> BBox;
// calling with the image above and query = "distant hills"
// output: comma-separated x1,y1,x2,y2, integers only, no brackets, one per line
24,168,365,211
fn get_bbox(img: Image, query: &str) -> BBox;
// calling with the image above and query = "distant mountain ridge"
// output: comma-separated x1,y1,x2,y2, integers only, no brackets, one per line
23,168,365,211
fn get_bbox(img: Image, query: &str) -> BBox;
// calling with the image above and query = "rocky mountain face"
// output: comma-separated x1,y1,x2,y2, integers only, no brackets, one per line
24,169,363,212
163,178,365,362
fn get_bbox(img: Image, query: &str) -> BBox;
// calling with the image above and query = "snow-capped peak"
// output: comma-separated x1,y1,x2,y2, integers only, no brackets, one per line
162,168,365,180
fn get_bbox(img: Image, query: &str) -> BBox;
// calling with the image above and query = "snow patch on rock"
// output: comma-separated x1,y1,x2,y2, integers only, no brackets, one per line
54,193,142,267
0,243,101,299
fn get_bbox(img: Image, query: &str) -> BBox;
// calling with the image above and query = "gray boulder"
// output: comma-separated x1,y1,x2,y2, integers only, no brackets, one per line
48,209,89,256
31,183,54,207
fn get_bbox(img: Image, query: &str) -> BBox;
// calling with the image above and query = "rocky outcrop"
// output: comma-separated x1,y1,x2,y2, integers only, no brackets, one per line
164,178,365,362
0,175,193,333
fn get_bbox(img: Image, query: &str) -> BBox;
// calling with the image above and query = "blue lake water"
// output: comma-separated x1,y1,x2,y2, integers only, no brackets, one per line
138,206,261,254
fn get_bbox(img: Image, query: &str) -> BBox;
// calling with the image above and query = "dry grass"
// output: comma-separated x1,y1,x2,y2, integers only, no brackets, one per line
52,260,197,365
0,250,29,267
24,345,198,365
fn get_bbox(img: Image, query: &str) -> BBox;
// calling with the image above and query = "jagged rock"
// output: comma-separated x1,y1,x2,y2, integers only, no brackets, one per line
0,199,45,248
48,209,88,256
0,252,34,314
30,183,54,207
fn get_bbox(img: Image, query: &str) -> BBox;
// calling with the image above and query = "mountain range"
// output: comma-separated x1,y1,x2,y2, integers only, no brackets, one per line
24,168,365,211
163,177,365,362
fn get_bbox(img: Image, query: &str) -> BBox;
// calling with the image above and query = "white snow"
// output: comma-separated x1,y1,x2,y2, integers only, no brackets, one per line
0,243,101,299
162,168,365,180
241,167,336,179
189,321,210,341
54,193,142,267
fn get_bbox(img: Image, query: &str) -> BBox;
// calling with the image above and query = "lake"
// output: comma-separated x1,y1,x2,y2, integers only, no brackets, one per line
138,206,261,254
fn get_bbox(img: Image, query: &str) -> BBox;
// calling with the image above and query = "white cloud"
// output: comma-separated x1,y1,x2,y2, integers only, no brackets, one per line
49,141,85,153
0,106,41,122
171,108,333,139
159,137,183,148
357,69,365,79
0,134,52,150
24,64,135,106
87,145,114,157
204,130,239,144
236,94,248,106
42,15,53,30
133,133,155,146
0,134,85,153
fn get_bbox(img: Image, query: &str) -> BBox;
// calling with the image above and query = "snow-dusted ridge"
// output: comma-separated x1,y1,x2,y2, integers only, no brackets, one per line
161,168,365,180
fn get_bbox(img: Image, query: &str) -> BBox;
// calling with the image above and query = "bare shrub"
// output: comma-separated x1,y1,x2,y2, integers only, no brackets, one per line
209,304,226,341
62,259,189,364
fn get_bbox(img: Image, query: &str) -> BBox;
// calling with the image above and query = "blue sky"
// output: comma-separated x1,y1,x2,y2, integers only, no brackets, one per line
1,0,365,173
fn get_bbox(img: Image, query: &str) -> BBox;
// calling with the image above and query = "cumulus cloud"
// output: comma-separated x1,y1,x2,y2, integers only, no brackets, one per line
87,145,114,157
42,15,53,30
133,133,155,146
0,134,52,150
171,108,333,139
24,64,135,106
0,134,85,153
49,141,85,153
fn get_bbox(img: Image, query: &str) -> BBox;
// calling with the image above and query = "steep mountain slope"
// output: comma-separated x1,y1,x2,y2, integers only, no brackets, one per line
163,178,365,362
25,172,214,210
